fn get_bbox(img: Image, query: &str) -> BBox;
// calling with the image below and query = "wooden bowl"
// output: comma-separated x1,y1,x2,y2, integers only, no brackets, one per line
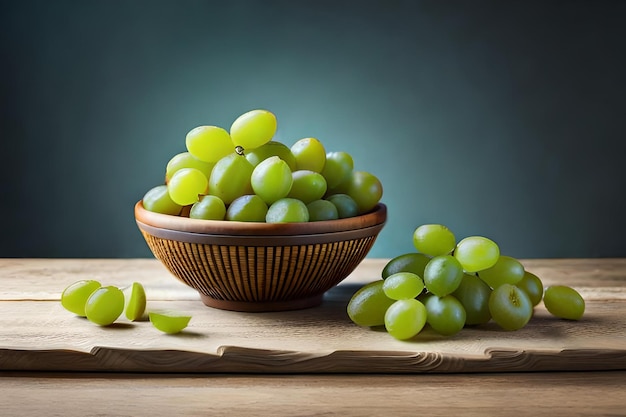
134,201,387,312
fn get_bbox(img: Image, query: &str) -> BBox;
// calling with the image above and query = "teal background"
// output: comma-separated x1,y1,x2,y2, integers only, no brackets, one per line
1,0,625,259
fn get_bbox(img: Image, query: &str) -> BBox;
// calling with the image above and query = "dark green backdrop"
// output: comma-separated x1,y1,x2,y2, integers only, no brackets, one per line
1,0,625,259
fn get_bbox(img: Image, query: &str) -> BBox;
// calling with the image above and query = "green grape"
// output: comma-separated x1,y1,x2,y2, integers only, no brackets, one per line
344,171,383,214
245,141,297,171
306,199,339,222
488,283,533,331
124,282,146,321
85,286,125,326
251,156,293,204
61,280,101,317
384,299,427,340
454,236,500,273
287,170,327,204
452,273,492,325
142,185,182,216
226,194,268,222
167,168,209,206
424,295,466,336
165,152,215,183
266,198,309,223
347,280,395,327
478,255,525,288
230,109,277,151
321,151,353,189
149,311,192,334
423,255,464,297
517,271,544,306
326,194,359,219
189,195,226,220
291,137,326,172
382,272,425,300
543,285,585,320
185,125,234,163
412,224,456,257
208,153,254,204
382,252,431,279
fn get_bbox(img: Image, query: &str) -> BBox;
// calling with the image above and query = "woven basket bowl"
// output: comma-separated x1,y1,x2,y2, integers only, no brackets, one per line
135,200,387,312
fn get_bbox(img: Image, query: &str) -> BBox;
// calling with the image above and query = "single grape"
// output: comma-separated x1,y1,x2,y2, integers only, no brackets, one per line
382,252,431,280
412,224,456,257
165,152,215,183
124,282,146,321
251,156,293,204
347,280,395,327
423,255,464,296
454,236,500,273
326,194,359,219
266,198,309,223
382,272,425,300
149,311,192,334
306,199,339,222
245,140,297,171
543,285,585,320
478,255,525,288
516,271,544,306
226,194,268,222
189,195,226,220
230,109,277,151
142,185,183,216
85,286,125,326
384,299,427,340
287,170,327,204
185,125,234,163
424,295,466,336
61,280,102,317
452,273,492,325
167,168,209,206
321,151,353,189
291,137,326,172
488,283,533,331
343,171,383,214
208,153,254,204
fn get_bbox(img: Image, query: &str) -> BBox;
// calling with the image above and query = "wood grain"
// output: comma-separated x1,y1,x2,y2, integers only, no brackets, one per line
1,258,625,374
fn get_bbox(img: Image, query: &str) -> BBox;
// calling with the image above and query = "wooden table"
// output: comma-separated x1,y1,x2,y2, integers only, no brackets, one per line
1,258,625,416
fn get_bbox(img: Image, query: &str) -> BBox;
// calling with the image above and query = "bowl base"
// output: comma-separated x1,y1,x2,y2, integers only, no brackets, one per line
199,293,324,312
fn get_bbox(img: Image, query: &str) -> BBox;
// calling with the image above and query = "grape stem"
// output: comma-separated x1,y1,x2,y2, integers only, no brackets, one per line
235,146,245,156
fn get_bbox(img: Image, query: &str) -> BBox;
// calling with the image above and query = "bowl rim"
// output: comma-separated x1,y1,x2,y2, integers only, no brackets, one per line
134,200,387,237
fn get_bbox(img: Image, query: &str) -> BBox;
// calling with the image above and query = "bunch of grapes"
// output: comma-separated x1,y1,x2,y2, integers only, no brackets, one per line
142,109,383,223
348,224,585,340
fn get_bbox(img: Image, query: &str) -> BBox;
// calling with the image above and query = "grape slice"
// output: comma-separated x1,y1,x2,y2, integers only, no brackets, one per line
149,311,192,334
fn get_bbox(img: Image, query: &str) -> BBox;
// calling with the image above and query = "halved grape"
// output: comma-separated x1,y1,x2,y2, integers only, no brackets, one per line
382,272,425,300
124,282,147,321
454,236,500,273
478,255,525,288
412,224,456,257
423,255,464,296
149,311,192,334
424,295,466,336
384,299,427,340
488,283,532,331
61,280,102,317
543,285,585,320
347,280,395,327
85,286,125,326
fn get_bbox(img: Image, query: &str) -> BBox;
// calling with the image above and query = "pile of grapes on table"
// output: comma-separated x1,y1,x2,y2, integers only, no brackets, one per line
348,224,586,340
142,109,383,222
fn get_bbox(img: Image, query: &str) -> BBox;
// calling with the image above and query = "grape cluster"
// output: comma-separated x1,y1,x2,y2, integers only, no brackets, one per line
348,224,586,340
61,280,191,334
142,109,383,223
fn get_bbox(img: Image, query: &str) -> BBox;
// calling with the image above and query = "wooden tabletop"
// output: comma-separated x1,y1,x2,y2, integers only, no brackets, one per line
1,258,625,416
